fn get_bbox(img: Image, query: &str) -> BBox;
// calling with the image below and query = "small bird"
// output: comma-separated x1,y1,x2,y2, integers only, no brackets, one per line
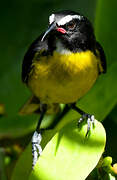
20,10,106,168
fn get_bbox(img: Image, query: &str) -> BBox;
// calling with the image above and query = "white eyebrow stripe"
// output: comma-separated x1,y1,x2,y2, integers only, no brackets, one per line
58,15,82,26
49,14,55,24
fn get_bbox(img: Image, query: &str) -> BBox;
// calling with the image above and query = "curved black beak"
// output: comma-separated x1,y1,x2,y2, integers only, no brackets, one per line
41,23,56,41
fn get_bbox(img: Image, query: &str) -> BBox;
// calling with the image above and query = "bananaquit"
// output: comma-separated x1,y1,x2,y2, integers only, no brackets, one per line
20,10,106,168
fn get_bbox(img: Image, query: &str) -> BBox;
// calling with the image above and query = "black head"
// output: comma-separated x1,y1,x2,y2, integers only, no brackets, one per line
42,10,96,53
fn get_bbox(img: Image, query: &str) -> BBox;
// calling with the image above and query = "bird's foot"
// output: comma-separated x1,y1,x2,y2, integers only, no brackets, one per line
32,131,42,169
78,114,95,137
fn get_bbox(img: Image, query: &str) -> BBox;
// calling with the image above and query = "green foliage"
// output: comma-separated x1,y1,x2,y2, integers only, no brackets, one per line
11,120,106,180
0,0,96,139
0,0,117,179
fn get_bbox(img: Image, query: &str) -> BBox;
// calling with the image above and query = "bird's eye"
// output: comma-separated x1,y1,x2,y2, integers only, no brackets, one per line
67,21,76,30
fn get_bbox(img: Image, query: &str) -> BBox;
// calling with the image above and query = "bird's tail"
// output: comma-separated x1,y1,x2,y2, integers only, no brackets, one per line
19,96,40,115
19,96,61,115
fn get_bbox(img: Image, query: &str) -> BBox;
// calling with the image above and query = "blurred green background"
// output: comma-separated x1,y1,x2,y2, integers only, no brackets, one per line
0,0,117,179
0,0,97,138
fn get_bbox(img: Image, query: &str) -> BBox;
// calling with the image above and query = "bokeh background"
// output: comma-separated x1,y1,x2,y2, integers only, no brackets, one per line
0,0,96,136
0,0,117,179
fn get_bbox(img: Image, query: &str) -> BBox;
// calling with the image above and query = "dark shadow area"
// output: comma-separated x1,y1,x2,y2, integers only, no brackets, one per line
103,105,117,164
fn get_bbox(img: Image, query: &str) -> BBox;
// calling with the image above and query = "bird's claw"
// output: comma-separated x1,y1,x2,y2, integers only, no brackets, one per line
78,114,95,136
32,131,42,169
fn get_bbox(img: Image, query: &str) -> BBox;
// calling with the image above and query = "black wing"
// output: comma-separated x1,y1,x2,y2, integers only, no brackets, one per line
22,33,48,83
96,41,107,73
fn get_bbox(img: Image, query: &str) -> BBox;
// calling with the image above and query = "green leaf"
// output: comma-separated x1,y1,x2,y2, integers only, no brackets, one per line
11,120,106,180
11,143,32,180
95,0,117,66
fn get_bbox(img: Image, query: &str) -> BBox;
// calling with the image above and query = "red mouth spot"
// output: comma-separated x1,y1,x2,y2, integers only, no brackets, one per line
56,27,66,34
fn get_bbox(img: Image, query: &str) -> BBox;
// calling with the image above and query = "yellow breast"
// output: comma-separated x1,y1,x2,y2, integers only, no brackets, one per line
28,50,99,104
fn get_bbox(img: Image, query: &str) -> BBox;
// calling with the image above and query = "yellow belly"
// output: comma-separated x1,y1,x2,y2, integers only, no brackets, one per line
28,51,99,104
